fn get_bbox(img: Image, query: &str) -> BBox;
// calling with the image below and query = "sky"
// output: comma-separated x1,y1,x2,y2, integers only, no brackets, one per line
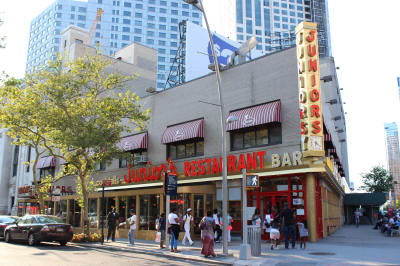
0,0,399,190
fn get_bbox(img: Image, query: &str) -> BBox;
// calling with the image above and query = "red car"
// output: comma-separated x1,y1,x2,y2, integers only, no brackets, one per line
4,215,73,246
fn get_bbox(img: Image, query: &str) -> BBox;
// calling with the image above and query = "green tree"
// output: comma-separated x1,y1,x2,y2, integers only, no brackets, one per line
360,166,393,193
0,51,150,234
0,77,51,212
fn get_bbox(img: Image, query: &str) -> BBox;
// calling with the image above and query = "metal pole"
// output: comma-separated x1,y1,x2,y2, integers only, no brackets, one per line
239,169,250,259
166,194,170,249
197,0,228,255
101,185,104,244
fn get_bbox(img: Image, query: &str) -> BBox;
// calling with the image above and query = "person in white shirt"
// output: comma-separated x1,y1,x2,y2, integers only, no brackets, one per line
128,209,136,246
168,208,180,252
182,208,194,246
213,209,222,242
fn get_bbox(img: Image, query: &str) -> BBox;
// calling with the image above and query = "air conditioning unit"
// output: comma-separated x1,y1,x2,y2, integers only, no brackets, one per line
135,155,148,164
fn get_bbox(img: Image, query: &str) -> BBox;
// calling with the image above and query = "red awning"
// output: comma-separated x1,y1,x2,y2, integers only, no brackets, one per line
226,101,281,131
117,132,148,151
162,119,204,144
36,156,55,169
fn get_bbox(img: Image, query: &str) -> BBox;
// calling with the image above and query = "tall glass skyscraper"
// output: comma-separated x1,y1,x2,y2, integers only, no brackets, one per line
202,0,331,57
26,0,202,89
384,122,400,203
397,77,400,101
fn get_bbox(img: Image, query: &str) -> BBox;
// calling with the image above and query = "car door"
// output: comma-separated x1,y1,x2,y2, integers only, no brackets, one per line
20,216,33,240
12,217,26,239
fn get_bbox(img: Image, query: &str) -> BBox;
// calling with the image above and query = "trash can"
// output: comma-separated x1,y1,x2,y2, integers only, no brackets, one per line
247,225,261,256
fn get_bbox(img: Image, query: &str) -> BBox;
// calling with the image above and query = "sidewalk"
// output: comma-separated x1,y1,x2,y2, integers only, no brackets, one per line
69,225,400,266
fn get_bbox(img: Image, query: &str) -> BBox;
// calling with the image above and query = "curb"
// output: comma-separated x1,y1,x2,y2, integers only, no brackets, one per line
69,242,234,265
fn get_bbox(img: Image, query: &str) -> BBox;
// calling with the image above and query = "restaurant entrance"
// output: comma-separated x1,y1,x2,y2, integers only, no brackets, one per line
247,175,307,240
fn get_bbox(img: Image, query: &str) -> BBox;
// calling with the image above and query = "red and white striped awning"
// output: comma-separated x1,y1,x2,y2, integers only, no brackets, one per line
226,101,281,131
162,119,204,144
36,156,55,169
117,132,148,151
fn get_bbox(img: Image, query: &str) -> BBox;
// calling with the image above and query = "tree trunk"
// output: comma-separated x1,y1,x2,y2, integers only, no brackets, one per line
33,148,45,214
80,175,90,235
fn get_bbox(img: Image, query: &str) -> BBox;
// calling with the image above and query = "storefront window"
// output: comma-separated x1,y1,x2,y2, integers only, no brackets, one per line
44,201,53,215
88,198,98,228
229,201,241,220
139,194,160,230
69,199,81,227
206,194,213,213
118,196,127,223
260,177,288,192
26,202,39,215
59,200,67,222
127,196,136,214
193,194,204,235
18,202,24,216
167,139,204,159
170,193,190,216
231,123,282,151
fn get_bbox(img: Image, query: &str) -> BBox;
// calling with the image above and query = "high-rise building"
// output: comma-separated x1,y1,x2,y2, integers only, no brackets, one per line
384,122,400,202
25,0,202,90
202,0,331,57
397,77,400,101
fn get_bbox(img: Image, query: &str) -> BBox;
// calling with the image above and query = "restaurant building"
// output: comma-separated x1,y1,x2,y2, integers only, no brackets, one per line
17,23,349,242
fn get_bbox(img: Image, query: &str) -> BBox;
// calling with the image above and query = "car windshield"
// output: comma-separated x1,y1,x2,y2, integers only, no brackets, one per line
36,216,64,224
0,217,17,223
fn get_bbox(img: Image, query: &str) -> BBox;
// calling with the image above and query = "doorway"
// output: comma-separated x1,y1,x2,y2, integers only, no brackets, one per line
247,192,290,240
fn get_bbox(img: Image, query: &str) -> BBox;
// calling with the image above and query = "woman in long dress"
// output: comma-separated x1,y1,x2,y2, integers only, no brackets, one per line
200,211,216,258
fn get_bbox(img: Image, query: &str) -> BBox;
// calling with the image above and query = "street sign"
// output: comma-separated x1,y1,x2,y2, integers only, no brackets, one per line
245,174,259,188
103,180,112,187
164,172,178,196
52,196,60,202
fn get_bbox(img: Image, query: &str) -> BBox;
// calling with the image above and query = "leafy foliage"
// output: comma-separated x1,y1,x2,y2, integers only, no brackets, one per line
360,166,393,193
0,51,150,233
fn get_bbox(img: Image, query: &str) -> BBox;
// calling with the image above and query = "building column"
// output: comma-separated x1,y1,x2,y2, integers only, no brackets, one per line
306,173,317,242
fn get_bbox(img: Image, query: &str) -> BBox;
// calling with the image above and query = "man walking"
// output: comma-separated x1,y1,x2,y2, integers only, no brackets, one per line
128,209,136,246
354,209,361,227
182,208,194,246
281,202,296,249
107,207,119,242
213,209,222,243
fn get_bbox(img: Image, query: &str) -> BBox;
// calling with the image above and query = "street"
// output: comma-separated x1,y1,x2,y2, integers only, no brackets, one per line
0,241,211,266
0,226,399,266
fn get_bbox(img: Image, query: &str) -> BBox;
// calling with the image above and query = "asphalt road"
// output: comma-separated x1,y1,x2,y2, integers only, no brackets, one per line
0,241,212,266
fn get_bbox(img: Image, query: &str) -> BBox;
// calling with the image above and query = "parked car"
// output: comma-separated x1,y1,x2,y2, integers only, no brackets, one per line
0,216,18,238
4,215,73,246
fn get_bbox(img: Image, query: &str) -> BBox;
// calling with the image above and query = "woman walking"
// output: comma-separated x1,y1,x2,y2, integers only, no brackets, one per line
200,211,216,258
158,213,166,249
269,207,280,250
168,208,180,253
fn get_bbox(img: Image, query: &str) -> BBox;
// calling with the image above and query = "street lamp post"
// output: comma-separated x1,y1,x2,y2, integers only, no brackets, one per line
183,0,228,255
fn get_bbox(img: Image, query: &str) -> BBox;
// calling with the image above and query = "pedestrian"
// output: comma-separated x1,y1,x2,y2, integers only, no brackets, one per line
227,213,233,243
252,208,262,226
200,211,216,258
182,208,194,246
128,209,136,246
264,207,274,236
106,207,118,242
297,219,308,249
269,206,280,250
354,208,361,227
281,202,296,249
213,209,222,242
158,213,166,249
168,208,180,253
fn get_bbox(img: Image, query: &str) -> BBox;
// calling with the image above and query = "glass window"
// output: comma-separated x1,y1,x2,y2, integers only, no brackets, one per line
193,195,204,235
122,35,129,41
118,196,127,223
134,28,142,34
244,131,256,148
170,193,190,216
123,11,131,16
69,199,81,227
135,12,142,18
246,20,252,33
168,140,204,159
148,6,155,12
160,8,167,13
159,17,167,22
122,26,130,32
12,146,19,177
59,200,67,223
264,8,271,35
255,0,262,26
123,19,131,25
260,177,289,192
135,3,143,8
171,9,178,15
171,18,178,23
245,0,252,17
124,2,132,7
78,7,87,12
229,200,241,220
192,12,200,18
139,195,160,230
159,32,166,38
89,198,98,228
44,201,53,215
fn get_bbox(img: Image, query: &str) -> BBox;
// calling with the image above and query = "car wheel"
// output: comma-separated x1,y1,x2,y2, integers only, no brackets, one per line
4,232,11,243
28,233,37,246
59,241,67,246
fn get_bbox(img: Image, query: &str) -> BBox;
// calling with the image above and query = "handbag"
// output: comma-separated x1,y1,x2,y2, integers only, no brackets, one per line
199,219,206,230
155,231,161,243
